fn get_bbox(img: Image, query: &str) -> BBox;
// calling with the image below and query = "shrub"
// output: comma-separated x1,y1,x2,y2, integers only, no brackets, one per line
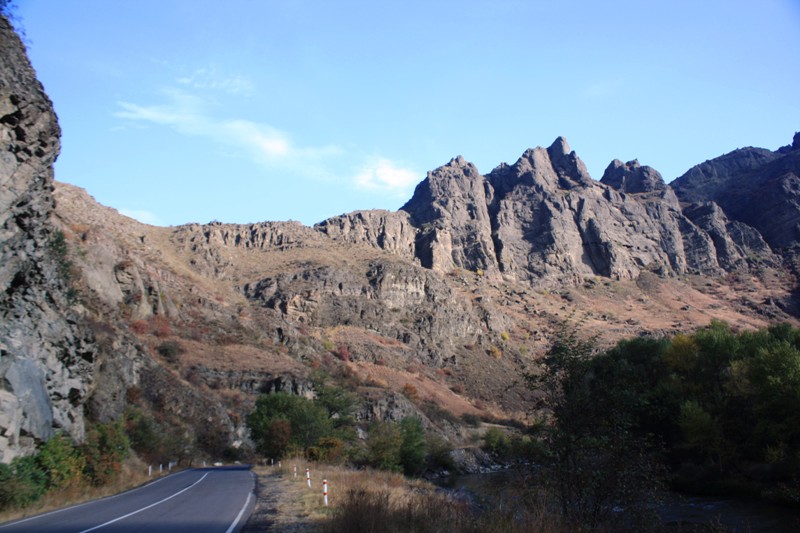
125,408,182,463
0,456,47,510
82,421,130,486
488,345,502,359
37,433,85,490
130,320,148,334
151,316,172,338
335,344,351,362
156,340,185,363
312,436,345,463
49,229,72,281
367,421,403,472
426,433,455,471
482,427,510,456
401,383,419,401
461,413,481,427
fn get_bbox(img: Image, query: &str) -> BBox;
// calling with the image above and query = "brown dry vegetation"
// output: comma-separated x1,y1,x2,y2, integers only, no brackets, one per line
245,461,574,533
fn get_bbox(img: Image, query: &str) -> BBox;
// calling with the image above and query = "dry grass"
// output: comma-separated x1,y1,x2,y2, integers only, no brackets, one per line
246,460,574,533
349,361,486,419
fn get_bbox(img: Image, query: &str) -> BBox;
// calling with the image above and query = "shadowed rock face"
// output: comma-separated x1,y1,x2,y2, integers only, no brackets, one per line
600,159,666,194
672,140,800,250
0,17,95,461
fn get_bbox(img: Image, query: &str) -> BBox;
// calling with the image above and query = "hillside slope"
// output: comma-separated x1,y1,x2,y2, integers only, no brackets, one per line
2,10,799,461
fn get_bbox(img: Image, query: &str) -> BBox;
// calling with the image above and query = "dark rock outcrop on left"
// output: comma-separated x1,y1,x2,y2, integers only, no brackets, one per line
0,16,95,461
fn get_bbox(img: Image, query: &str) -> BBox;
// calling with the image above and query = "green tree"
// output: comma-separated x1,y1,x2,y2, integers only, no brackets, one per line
367,421,403,472
528,320,663,529
399,417,426,476
482,427,511,457
247,392,332,459
678,400,725,466
747,340,800,460
312,373,360,429
0,456,47,510
37,433,85,490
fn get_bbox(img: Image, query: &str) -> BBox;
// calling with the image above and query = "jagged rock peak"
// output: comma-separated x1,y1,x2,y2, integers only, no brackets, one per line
547,135,572,156
600,159,667,193
543,136,594,188
491,137,593,193
400,155,486,225
447,154,470,168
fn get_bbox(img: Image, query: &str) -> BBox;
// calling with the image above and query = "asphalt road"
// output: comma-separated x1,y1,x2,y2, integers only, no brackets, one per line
0,466,255,533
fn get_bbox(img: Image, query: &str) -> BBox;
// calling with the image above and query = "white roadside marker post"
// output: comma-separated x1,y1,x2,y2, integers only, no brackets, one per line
323,479,328,506
293,465,297,478
306,468,311,488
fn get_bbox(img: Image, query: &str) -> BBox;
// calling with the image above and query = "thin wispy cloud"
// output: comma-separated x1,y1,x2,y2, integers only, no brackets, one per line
176,67,255,96
115,88,339,167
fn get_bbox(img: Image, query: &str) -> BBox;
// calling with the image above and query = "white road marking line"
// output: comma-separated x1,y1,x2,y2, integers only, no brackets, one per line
224,492,253,533
78,472,209,533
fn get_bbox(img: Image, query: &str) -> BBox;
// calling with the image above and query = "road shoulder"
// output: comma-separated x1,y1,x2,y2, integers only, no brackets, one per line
242,468,317,532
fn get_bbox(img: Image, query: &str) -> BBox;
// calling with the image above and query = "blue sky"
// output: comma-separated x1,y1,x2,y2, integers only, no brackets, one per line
15,0,800,226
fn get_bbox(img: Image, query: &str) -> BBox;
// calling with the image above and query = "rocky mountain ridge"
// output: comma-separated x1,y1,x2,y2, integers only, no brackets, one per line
2,12,799,464
326,135,787,287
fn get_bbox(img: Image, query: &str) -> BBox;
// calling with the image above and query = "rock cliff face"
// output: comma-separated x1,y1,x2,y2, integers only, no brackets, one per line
672,136,800,250
364,136,776,286
0,18,95,461
315,210,417,261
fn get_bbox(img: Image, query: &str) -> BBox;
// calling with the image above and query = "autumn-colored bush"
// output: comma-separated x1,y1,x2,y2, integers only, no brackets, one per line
335,344,350,362
81,421,130,486
130,320,148,334
488,345,502,359
401,383,419,401
150,316,172,337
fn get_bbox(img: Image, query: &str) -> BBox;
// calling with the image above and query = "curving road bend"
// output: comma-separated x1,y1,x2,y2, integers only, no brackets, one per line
0,466,255,533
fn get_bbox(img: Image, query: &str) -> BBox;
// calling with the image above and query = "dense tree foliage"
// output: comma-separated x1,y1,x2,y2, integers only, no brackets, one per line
533,319,800,528
529,322,664,529
247,392,334,459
